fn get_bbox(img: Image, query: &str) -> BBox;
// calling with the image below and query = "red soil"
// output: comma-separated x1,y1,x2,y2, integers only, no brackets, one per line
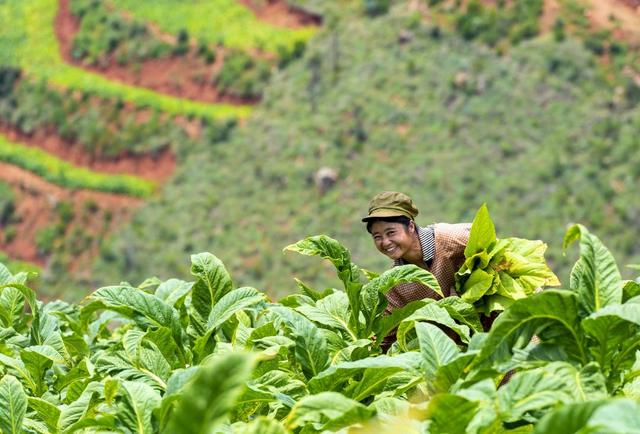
540,0,640,43
0,162,142,271
0,123,176,182
238,0,322,28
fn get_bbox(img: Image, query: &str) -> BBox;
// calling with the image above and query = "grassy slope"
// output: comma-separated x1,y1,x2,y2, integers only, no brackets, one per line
84,10,636,297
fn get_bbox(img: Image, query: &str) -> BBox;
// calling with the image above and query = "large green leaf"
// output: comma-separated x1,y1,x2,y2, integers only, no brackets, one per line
472,290,586,369
397,301,471,350
0,353,38,393
284,235,364,333
269,306,330,379
0,282,40,342
582,303,640,373
58,381,105,432
28,396,61,433
372,299,427,347
285,391,375,432
464,204,496,257
154,279,193,308
425,393,478,434
193,287,265,362
564,225,622,315
296,291,355,340
118,380,161,434
164,352,256,434
497,363,576,423
0,287,24,329
21,345,65,395
190,252,234,334
81,285,186,364
415,322,460,380
0,375,27,434
234,416,287,434
533,399,640,434
361,265,442,336
307,353,422,398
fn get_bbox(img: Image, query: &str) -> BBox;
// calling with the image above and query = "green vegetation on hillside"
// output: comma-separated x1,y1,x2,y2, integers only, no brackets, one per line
0,0,251,119
0,133,156,197
0,76,195,157
111,0,316,52
70,0,172,66
92,10,640,297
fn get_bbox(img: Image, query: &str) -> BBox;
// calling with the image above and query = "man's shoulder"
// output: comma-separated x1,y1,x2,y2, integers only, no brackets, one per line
432,222,472,234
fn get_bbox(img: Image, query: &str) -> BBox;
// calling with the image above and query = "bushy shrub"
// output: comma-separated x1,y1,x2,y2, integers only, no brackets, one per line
363,0,390,17
0,180,15,225
214,50,272,99
69,0,171,66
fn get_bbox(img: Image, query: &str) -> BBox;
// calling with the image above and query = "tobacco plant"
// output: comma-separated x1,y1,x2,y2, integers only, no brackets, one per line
0,211,639,433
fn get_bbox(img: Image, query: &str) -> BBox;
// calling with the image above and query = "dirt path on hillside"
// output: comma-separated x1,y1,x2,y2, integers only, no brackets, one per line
540,0,640,42
585,0,640,42
238,0,322,27
0,123,176,182
0,162,142,268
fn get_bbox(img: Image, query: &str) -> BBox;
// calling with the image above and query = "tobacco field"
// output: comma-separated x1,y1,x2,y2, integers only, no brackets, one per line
1,208,639,433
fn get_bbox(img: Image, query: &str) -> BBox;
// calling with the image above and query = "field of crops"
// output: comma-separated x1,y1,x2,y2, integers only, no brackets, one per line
0,134,156,198
1,206,639,433
111,0,316,52
0,0,250,120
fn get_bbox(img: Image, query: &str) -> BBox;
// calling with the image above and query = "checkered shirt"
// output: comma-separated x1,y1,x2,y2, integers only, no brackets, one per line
385,222,471,313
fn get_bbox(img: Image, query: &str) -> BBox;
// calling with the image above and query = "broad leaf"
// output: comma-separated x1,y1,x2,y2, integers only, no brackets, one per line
0,375,27,434
190,252,234,334
497,363,576,423
472,290,586,369
582,303,640,373
285,392,375,432
164,352,255,434
464,204,496,257
193,287,265,362
397,301,471,349
415,322,460,380
118,380,161,434
533,398,640,434
28,397,61,432
361,265,441,335
308,353,422,397
564,224,622,315
81,285,186,364
284,235,364,333
269,306,330,379
235,416,287,434
425,393,478,434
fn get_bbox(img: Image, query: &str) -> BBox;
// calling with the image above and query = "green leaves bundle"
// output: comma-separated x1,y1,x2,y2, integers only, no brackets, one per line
455,204,560,314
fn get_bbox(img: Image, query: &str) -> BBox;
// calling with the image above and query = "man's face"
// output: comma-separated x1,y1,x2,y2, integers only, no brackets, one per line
370,221,415,261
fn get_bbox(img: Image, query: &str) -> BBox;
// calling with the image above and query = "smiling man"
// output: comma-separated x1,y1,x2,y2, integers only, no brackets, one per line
362,191,471,314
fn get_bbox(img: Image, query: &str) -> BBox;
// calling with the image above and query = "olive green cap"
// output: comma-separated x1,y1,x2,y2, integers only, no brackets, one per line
361,191,419,222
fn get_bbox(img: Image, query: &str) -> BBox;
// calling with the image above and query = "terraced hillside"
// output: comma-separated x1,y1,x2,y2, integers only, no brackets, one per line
0,0,318,297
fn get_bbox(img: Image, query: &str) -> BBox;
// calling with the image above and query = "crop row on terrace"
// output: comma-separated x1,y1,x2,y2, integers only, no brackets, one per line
0,133,156,198
0,207,639,433
111,0,316,53
0,0,252,120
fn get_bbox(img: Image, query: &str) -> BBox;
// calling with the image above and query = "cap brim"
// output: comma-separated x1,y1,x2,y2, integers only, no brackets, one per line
361,209,413,222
